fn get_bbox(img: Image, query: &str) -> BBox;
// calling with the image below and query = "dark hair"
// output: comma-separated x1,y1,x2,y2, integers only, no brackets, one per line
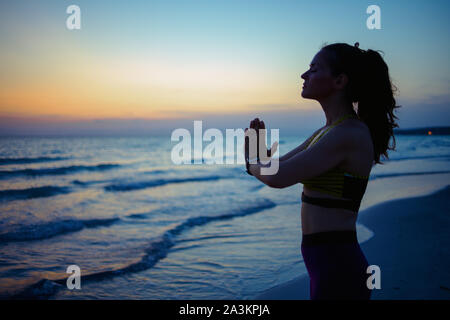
320,42,401,165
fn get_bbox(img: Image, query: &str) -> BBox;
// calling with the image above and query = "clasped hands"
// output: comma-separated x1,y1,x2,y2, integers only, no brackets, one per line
244,118,278,175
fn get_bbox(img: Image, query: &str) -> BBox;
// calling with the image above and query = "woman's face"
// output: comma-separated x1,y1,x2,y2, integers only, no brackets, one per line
301,50,338,100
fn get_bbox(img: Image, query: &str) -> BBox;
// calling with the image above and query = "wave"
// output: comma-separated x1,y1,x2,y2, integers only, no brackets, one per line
0,186,71,202
126,213,149,219
386,154,450,162
250,184,265,191
0,163,120,179
370,170,450,180
0,156,68,165
71,179,111,186
104,175,225,192
11,198,276,299
143,169,171,175
0,218,120,243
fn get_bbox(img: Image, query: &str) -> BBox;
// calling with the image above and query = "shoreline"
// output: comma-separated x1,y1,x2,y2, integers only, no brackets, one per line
254,185,450,300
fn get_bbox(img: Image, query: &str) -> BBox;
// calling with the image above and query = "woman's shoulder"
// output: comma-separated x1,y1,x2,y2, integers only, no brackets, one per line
342,120,374,157
332,119,373,154
336,120,374,174
340,119,371,140
314,119,372,151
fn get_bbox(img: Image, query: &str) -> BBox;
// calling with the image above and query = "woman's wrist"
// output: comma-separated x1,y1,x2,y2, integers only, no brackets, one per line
245,156,260,175
245,160,253,175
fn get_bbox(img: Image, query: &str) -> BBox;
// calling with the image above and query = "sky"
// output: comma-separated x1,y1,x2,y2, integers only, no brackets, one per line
0,0,449,136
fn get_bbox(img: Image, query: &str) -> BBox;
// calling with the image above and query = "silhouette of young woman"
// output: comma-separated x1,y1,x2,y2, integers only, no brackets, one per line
245,42,400,300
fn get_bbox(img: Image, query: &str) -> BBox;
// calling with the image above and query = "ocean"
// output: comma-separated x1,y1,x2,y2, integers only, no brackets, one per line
0,134,449,299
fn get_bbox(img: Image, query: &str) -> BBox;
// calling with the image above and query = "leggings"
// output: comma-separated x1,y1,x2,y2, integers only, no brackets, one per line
301,230,372,300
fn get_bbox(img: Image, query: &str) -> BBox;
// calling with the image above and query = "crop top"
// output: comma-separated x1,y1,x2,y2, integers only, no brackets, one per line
301,113,370,213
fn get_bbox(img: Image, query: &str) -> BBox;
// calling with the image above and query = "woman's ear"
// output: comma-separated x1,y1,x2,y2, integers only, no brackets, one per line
334,73,349,90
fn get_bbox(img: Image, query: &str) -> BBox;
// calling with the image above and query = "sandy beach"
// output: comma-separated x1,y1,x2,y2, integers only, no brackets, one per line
255,185,450,300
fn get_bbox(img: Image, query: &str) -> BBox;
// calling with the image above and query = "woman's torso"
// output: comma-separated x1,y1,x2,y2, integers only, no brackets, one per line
301,118,374,235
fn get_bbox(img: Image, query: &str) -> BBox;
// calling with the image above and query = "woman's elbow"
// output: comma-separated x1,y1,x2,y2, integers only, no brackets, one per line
265,177,287,189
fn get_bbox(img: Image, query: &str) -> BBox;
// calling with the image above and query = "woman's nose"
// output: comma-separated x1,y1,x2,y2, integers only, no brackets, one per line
301,72,307,80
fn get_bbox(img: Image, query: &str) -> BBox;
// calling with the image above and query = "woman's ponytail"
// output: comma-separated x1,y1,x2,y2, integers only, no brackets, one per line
321,43,401,165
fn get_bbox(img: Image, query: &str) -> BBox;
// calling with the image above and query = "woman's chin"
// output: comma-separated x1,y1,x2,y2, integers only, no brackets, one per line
301,89,316,99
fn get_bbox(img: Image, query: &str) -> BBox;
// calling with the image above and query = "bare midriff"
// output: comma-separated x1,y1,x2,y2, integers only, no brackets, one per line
301,186,359,235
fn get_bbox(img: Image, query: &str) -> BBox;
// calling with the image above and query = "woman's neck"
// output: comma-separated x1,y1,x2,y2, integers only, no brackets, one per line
320,96,356,126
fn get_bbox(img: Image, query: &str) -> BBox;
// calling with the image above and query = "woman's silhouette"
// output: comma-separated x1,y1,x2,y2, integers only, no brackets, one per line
245,42,400,300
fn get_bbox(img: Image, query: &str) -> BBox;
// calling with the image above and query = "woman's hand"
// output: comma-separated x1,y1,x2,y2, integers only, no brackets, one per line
249,118,278,161
245,118,278,166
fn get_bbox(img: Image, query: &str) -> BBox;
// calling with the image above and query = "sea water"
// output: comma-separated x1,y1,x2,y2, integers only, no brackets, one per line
0,134,449,299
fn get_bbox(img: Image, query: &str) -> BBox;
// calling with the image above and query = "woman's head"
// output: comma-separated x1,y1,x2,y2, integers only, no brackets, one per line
302,42,401,164
300,49,347,100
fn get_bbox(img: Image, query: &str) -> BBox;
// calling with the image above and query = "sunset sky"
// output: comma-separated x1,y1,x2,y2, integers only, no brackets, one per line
0,0,449,135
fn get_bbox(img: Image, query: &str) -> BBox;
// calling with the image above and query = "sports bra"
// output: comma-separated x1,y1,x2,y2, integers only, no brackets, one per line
301,113,370,213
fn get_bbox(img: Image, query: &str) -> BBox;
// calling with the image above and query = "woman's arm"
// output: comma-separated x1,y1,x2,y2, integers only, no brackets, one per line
278,126,325,162
248,126,352,188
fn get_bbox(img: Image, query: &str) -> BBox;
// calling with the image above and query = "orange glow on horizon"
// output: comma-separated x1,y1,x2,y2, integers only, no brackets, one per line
0,46,304,120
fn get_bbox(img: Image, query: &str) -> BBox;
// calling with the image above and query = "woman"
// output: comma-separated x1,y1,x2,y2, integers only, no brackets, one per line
245,42,400,300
